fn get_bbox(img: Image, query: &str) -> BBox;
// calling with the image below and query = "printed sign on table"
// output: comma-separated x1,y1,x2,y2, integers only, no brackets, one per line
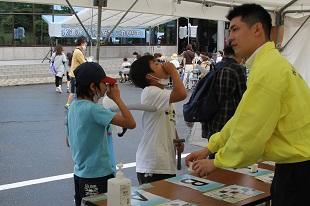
204,184,264,203
226,167,272,177
255,172,274,184
166,174,224,192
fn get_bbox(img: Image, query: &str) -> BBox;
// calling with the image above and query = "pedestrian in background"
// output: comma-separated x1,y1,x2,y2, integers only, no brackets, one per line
65,36,87,108
51,45,67,93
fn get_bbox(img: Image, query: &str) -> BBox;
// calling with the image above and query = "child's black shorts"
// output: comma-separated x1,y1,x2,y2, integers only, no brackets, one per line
74,174,114,206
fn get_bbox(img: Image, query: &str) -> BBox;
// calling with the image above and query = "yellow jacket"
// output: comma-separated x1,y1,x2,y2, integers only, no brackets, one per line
69,48,86,78
208,42,310,168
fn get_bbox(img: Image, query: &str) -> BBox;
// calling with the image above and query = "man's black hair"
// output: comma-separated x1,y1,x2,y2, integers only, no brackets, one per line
129,55,155,89
76,36,87,46
123,57,128,61
223,45,235,57
226,4,272,40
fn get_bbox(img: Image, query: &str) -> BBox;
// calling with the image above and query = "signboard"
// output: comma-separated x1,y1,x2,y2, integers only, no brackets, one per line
59,25,145,38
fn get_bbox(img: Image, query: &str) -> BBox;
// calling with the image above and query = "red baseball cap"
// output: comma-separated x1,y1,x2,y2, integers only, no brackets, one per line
101,76,117,85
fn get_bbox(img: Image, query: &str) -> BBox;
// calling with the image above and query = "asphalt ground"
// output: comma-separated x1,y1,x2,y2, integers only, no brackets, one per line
0,83,201,206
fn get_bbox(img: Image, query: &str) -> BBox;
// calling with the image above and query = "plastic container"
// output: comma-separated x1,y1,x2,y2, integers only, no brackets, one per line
107,163,131,206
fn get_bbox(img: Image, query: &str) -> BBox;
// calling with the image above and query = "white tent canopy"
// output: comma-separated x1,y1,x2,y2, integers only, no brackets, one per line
2,0,310,20
48,8,178,38
282,15,310,85
62,8,177,28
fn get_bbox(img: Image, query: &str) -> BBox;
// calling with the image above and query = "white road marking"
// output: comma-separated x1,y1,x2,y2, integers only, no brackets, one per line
0,153,190,191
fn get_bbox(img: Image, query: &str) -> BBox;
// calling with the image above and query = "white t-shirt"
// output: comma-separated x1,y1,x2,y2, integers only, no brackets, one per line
216,56,223,63
170,59,180,68
136,86,177,174
121,61,131,74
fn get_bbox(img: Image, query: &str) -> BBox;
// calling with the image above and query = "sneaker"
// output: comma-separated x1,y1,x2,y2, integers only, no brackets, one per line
58,86,63,93
67,87,70,93
56,87,60,92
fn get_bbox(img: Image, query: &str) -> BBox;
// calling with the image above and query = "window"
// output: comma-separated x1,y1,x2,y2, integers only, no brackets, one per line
0,2,178,47
34,15,50,45
0,15,13,45
13,14,34,45
34,4,52,14
149,20,177,46
13,2,33,13
0,2,13,13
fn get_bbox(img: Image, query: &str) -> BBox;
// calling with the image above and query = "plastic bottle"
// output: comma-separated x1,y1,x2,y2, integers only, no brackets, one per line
107,163,131,206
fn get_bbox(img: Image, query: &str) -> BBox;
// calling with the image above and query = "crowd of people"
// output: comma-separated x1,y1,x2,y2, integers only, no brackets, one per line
50,3,310,206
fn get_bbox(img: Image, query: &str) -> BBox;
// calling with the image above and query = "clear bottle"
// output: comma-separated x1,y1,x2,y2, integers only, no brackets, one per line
107,163,131,206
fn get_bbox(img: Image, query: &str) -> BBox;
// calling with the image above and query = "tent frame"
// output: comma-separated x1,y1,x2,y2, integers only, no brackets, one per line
8,0,308,62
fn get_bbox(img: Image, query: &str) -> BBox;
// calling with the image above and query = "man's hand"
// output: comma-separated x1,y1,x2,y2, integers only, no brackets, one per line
185,148,209,167
192,159,216,177
107,84,120,101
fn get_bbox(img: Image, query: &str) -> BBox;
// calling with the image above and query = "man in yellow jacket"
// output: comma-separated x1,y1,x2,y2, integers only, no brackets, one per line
185,4,310,206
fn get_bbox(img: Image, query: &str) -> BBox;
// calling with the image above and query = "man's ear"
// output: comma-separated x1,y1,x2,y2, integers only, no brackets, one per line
253,22,264,38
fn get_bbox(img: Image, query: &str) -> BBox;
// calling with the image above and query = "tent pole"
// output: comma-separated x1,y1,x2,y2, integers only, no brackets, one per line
103,0,139,45
187,18,189,45
65,0,92,44
182,0,235,8
176,18,179,54
89,7,94,57
283,9,310,15
275,0,299,49
148,27,151,54
275,11,283,49
181,0,274,12
279,0,299,14
96,0,103,63
280,14,310,52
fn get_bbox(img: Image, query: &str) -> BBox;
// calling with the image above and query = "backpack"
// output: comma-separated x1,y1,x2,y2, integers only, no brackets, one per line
49,55,57,75
183,57,238,122
183,69,219,122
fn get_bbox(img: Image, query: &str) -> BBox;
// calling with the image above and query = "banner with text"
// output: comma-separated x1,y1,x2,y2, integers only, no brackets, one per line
59,25,145,38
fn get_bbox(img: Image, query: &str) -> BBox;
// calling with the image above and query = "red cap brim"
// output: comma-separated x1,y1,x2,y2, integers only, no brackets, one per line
101,76,117,85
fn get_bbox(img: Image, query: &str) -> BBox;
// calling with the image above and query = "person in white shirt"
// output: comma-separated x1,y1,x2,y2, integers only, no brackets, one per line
119,58,131,82
129,55,187,184
215,51,223,63
170,53,180,69
51,45,67,93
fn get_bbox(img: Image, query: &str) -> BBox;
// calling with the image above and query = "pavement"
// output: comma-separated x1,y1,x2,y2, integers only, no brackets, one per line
0,83,200,206
0,58,127,87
